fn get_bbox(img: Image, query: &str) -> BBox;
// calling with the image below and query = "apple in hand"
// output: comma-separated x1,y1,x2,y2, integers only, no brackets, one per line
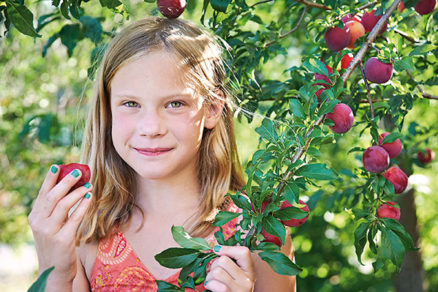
325,103,354,134
324,26,351,51
56,163,91,192
362,146,390,173
280,200,310,227
157,0,186,18
377,201,400,221
383,166,408,194
417,148,434,165
364,57,393,84
378,133,402,159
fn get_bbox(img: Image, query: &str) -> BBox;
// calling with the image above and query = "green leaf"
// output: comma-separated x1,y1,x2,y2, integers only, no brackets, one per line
262,215,286,245
382,219,416,250
274,206,308,220
409,44,437,57
380,227,405,267
6,2,41,37
255,118,278,143
156,280,185,292
80,15,102,44
154,248,200,269
229,193,252,210
354,221,369,265
318,99,340,116
258,251,302,275
211,0,230,12
303,58,328,76
59,24,82,57
283,182,299,204
295,163,337,180
99,0,122,9
381,132,403,144
348,146,365,154
394,57,415,72
28,266,54,292
213,211,240,226
171,226,211,251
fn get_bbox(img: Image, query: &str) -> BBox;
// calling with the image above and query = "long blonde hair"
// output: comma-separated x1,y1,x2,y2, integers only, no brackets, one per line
77,17,245,244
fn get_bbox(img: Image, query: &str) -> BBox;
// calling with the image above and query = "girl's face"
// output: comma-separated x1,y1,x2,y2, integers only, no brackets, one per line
110,50,210,181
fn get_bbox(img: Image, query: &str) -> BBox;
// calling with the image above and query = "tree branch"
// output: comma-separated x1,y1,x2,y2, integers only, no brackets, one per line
359,61,375,119
263,6,307,48
343,0,402,84
250,0,274,8
394,28,420,43
406,70,438,100
294,0,331,10
358,1,378,11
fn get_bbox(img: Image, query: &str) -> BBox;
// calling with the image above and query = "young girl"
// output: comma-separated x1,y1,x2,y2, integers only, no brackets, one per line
29,17,295,291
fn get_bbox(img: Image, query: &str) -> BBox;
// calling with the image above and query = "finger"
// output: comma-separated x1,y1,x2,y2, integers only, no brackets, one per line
41,168,84,218
210,256,246,281
59,191,92,238
213,245,254,275
204,278,231,292
48,183,93,232
33,165,61,211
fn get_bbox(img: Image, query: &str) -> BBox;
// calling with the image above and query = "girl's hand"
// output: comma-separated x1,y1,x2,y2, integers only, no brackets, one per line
205,245,256,292
28,165,93,288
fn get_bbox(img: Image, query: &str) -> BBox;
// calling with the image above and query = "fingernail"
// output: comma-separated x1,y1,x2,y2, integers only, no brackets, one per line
83,182,91,188
50,165,58,174
84,192,91,199
213,245,221,252
71,169,80,177
204,280,209,286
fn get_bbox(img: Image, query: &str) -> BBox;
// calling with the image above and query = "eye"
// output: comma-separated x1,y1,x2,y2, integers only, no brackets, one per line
167,101,184,109
123,101,139,108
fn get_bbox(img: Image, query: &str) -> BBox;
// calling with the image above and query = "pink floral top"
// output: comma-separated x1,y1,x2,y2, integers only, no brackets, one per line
90,200,240,291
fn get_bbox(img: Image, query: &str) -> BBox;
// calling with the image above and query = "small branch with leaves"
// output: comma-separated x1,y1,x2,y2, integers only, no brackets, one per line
406,70,438,100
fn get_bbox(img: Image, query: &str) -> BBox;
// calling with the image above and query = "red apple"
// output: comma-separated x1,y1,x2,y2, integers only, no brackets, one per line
56,163,91,192
341,14,361,23
364,57,393,84
260,227,281,247
340,53,353,70
399,1,405,11
157,0,186,18
417,148,434,164
325,103,354,134
383,166,408,194
361,9,388,34
378,133,402,159
362,146,390,173
315,88,325,103
377,201,400,221
345,20,365,49
314,62,333,88
324,26,351,51
280,200,309,227
415,0,436,15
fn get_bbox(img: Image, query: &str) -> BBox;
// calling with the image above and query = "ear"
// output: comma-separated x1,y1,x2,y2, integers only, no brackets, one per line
204,90,225,130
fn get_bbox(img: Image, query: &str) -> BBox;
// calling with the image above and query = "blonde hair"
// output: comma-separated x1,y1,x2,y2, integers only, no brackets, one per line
77,17,245,244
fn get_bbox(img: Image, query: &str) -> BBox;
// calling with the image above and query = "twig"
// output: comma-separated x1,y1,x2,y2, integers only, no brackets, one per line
406,70,438,100
263,6,307,48
358,1,378,11
359,61,375,119
295,0,331,10
394,28,420,43
343,0,402,83
250,0,274,8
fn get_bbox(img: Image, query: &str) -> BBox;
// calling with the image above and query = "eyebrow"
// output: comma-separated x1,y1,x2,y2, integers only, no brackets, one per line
114,93,193,100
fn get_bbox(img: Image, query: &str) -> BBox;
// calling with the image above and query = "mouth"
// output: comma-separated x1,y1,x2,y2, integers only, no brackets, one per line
134,147,173,156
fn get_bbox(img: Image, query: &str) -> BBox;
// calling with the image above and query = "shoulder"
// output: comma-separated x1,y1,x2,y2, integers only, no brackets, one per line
77,239,99,280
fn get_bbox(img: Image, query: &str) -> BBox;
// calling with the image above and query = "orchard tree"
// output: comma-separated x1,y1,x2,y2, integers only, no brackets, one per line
1,0,437,291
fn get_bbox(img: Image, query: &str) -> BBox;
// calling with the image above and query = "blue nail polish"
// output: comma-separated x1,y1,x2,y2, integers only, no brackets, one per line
205,280,209,286
50,166,58,174
213,245,221,252
83,182,91,188
71,169,80,177
84,193,91,199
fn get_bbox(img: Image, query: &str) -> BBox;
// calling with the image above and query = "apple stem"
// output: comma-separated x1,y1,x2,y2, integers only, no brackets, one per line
359,61,375,119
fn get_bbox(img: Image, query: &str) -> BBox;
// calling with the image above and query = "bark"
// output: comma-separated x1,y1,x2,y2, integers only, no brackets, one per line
393,188,425,292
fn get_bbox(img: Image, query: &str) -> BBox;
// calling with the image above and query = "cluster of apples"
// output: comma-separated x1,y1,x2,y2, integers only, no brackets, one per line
257,199,310,247
362,133,408,194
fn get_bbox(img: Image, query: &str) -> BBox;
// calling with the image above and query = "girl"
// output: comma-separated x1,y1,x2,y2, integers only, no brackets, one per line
29,17,295,291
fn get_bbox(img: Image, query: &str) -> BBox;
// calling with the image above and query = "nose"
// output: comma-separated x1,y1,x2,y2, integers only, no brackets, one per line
137,109,167,137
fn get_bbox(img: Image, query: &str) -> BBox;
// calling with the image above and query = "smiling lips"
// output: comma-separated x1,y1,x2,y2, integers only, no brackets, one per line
135,147,173,156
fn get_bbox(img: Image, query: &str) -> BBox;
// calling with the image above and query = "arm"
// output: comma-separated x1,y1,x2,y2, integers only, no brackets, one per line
253,228,296,292
72,247,91,292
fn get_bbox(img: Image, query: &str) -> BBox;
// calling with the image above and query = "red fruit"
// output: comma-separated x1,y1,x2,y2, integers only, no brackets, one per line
383,167,408,194
341,14,361,23
314,62,333,88
415,0,436,15
340,53,353,70
377,201,400,221
315,88,324,103
260,227,281,247
361,10,388,34
364,57,393,84
362,146,390,173
345,20,365,49
324,26,351,51
399,1,405,11
56,163,91,192
325,103,354,134
417,148,434,164
157,0,186,18
280,200,310,227
378,133,402,159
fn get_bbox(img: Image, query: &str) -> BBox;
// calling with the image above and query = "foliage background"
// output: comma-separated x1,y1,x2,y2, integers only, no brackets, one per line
0,0,437,291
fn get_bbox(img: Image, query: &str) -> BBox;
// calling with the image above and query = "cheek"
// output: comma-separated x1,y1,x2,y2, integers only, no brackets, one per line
111,112,133,144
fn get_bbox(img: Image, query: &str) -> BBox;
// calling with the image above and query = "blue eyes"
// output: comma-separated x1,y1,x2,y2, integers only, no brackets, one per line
122,101,184,109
